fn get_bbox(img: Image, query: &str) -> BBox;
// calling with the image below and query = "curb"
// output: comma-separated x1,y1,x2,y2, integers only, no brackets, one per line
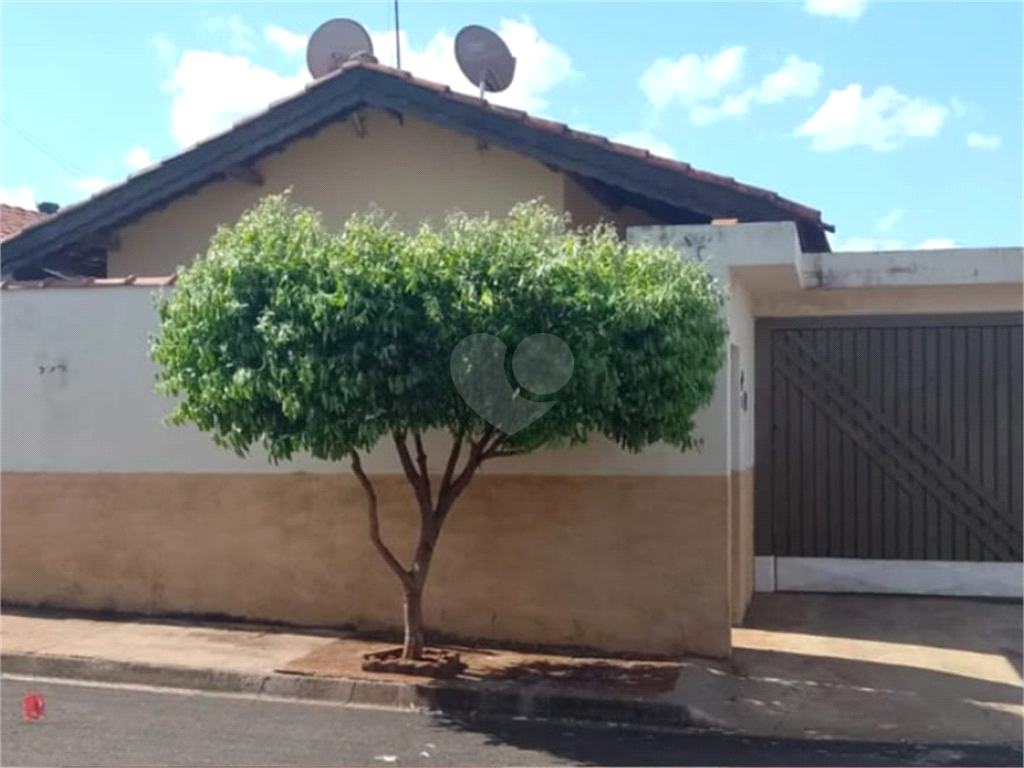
1,653,695,729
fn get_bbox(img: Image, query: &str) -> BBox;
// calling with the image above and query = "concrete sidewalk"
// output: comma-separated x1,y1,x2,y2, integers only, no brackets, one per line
676,594,1023,745
2,594,1021,745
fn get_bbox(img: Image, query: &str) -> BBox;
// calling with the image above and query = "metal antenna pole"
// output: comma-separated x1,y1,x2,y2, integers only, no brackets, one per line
394,0,401,68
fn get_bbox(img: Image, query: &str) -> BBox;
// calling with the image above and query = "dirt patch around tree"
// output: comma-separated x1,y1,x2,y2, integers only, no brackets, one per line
277,637,684,697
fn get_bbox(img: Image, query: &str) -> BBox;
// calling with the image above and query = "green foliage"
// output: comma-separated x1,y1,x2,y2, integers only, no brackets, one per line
151,193,727,462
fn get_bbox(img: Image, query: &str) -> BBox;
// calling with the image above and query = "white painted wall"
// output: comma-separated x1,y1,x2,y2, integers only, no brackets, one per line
9,222,1016,482
769,557,1023,598
727,281,755,472
797,246,1024,289
752,281,1023,317
628,221,800,476
0,286,724,477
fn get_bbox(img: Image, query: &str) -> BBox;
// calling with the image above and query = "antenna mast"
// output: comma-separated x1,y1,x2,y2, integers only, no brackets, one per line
394,0,401,68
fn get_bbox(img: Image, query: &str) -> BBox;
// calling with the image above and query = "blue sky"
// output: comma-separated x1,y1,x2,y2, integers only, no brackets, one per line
2,0,1021,250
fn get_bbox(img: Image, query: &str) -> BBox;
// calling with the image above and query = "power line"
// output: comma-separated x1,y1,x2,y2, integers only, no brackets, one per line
1,116,88,179
2,116,86,177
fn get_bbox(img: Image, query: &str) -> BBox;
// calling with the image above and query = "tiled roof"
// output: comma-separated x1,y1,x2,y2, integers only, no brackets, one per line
2,58,833,275
0,275,176,290
273,61,828,226
1,204,47,241
141,59,831,230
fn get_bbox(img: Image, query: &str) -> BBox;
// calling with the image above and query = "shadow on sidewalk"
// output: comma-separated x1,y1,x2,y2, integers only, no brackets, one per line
425,713,1024,767
742,593,1023,656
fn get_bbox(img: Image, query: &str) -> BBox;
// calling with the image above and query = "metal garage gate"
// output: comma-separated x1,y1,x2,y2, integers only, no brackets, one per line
755,314,1023,567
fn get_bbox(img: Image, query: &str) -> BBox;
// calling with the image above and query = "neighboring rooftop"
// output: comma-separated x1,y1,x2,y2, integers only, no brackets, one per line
1,204,47,241
0,275,176,290
0,58,834,278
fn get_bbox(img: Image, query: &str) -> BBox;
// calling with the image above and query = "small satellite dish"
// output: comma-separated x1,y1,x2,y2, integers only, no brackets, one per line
455,25,516,98
306,19,375,79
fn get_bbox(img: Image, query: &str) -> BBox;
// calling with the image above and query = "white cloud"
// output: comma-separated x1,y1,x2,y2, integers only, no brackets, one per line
690,55,821,124
690,93,757,126
832,234,957,251
804,0,867,19
916,237,957,249
125,146,153,171
206,15,256,53
75,177,110,194
265,25,306,56
613,131,675,159
639,47,745,110
759,56,822,103
0,187,36,209
875,208,903,232
163,51,310,147
834,236,903,252
159,20,574,148
797,84,949,151
967,132,1001,150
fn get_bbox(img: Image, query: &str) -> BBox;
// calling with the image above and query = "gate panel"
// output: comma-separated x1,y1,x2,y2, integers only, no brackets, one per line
755,314,1023,562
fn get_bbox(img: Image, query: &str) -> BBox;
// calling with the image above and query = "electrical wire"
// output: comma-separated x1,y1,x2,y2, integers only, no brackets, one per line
1,116,88,179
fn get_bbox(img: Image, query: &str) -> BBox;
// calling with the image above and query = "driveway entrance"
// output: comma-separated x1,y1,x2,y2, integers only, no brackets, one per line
754,313,1023,594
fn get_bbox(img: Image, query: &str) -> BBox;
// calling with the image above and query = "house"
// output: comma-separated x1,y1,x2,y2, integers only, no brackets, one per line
1,58,1020,660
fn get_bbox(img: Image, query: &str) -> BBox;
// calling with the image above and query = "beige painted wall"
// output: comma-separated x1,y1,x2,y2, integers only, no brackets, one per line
109,111,566,278
730,468,755,623
562,175,663,237
105,111,684,280
1,471,732,657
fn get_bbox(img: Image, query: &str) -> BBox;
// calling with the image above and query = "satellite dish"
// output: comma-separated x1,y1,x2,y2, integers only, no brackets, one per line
306,19,375,79
455,25,516,98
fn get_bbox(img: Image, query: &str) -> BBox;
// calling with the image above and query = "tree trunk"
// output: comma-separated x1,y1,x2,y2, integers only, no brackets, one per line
355,435,493,663
402,586,425,659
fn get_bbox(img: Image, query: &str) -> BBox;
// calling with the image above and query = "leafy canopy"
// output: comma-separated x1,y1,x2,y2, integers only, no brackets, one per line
151,195,727,461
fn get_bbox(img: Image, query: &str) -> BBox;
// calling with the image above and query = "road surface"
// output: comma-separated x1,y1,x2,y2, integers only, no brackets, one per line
2,675,1020,767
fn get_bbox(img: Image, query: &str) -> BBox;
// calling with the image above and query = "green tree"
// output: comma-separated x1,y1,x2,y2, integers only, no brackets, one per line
151,194,727,660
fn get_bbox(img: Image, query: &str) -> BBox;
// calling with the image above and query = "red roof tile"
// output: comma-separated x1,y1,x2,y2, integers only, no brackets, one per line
1,204,47,241
521,116,570,135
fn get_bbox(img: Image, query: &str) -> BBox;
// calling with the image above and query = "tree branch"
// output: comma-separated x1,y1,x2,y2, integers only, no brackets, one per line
437,438,485,521
393,430,418,479
393,431,432,514
350,451,412,590
412,431,431,507
478,424,496,450
481,432,508,459
440,437,463,497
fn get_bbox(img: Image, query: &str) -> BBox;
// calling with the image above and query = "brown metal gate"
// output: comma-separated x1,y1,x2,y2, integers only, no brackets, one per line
755,313,1023,562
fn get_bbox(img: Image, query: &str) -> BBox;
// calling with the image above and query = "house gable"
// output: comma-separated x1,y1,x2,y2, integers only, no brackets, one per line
110,112,565,277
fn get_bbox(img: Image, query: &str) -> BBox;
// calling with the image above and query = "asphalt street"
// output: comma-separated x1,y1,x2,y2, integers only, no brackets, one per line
2,675,1021,767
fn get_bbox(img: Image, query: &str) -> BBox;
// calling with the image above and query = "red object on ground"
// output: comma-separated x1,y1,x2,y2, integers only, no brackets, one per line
22,693,45,721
